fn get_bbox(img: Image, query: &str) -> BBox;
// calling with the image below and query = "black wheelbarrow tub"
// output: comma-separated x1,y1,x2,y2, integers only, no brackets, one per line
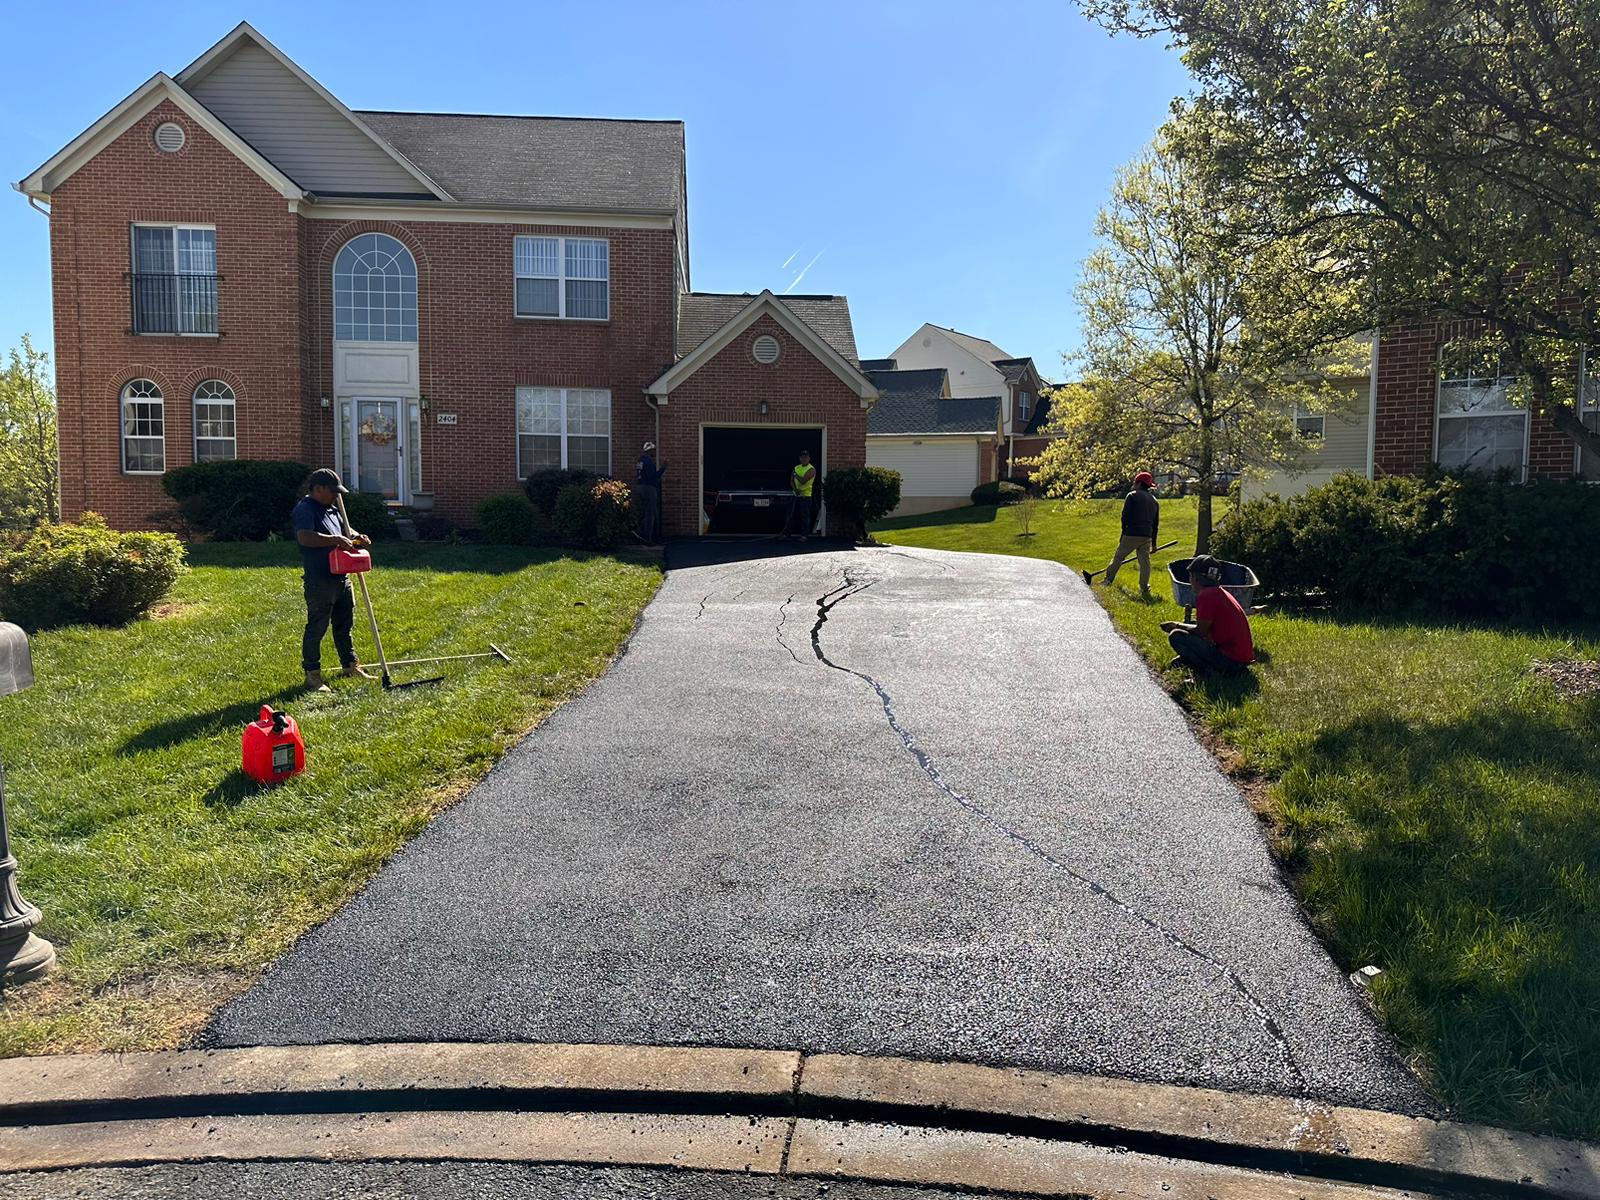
1168,557,1260,609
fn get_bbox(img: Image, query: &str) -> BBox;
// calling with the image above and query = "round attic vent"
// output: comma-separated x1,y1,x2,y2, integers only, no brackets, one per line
154,122,186,153
752,334,781,365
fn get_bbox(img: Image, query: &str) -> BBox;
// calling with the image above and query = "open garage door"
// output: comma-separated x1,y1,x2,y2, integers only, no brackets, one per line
702,425,824,535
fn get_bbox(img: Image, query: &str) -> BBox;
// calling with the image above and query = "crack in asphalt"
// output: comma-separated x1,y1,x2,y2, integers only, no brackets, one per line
776,593,803,665
807,567,1308,1094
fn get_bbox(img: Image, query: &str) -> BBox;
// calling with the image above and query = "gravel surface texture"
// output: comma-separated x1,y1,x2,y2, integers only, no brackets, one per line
206,542,1429,1113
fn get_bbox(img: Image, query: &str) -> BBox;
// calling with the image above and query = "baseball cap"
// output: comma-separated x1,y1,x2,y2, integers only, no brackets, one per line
307,468,348,494
1134,471,1155,488
642,441,656,452
1188,554,1224,584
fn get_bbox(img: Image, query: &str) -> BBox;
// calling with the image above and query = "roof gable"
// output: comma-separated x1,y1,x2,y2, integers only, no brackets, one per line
938,325,1012,363
676,293,859,362
176,23,447,199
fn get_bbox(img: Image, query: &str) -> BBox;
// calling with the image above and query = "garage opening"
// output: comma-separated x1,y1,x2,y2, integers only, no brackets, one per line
702,425,824,535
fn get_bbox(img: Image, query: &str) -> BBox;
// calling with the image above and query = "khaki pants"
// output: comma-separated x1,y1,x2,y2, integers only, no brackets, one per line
1102,535,1152,593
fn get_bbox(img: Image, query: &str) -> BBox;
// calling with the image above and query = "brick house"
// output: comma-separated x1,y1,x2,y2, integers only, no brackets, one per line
15,22,877,537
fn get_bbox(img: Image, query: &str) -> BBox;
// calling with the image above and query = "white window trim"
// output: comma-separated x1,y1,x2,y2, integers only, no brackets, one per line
130,223,219,338
1294,407,1326,440
515,386,613,478
1019,391,1031,422
1433,349,1529,480
512,235,610,321
192,380,237,462
121,380,166,475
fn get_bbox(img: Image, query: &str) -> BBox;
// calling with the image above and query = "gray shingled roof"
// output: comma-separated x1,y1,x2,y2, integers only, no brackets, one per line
356,111,685,212
993,357,1036,383
676,294,859,363
859,357,898,372
867,369,998,435
939,326,1011,363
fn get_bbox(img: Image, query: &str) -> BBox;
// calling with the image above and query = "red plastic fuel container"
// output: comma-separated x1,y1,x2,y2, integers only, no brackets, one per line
242,705,305,785
328,547,371,574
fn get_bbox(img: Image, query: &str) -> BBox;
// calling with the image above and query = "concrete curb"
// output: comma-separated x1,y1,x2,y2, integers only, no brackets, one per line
1,1042,1595,1197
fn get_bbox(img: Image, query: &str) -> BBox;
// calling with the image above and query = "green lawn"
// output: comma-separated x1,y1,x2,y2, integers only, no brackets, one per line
879,498,1600,1140
0,542,661,1056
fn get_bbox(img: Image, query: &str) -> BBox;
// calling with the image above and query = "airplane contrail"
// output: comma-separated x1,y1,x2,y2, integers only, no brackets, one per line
780,247,800,270
784,249,825,294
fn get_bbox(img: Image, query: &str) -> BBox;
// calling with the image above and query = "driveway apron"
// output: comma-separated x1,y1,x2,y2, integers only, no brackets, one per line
207,544,1429,1114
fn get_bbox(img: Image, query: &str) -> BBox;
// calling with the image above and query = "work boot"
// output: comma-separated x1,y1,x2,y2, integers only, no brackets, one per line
342,663,376,680
1081,570,1093,586
304,670,332,694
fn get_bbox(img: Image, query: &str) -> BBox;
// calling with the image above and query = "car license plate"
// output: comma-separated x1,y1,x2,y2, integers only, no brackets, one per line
753,498,770,507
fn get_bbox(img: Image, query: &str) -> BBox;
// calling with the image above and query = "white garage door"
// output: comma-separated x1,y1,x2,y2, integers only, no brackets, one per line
867,437,979,496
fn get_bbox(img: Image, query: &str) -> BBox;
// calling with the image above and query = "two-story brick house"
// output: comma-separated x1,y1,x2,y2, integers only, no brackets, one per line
15,22,877,537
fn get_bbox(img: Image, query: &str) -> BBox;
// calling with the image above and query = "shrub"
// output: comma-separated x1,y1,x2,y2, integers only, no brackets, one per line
825,466,902,541
971,480,1026,506
553,479,633,548
1212,471,1600,621
0,514,186,631
339,490,398,541
162,459,309,540
524,468,599,516
475,492,538,545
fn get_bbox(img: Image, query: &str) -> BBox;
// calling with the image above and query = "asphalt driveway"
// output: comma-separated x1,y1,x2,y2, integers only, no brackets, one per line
208,542,1428,1113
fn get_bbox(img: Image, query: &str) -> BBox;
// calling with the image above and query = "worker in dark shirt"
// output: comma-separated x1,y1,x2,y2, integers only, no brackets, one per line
635,442,665,545
1161,555,1255,674
291,468,372,693
1085,471,1160,599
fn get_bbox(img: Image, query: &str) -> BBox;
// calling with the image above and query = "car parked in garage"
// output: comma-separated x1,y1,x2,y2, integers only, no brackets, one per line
704,468,798,534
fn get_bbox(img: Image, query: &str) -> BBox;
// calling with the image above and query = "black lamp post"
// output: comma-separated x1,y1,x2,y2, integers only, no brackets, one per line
0,621,54,984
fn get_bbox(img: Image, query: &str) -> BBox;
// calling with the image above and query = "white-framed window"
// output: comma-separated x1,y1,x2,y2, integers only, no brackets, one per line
1579,347,1600,479
192,380,237,462
514,236,609,320
515,387,611,476
131,224,217,335
1019,391,1032,421
1294,407,1325,440
1436,346,1526,475
121,379,165,473
334,233,417,342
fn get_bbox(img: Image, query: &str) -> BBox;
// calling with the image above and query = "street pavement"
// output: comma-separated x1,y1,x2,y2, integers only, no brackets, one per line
207,542,1429,1113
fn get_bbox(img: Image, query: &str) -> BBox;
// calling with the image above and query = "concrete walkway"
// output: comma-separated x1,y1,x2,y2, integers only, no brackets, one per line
207,544,1427,1114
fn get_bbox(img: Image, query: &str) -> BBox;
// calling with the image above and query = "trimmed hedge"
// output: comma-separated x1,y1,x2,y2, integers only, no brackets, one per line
1212,472,1600,620
972,480,1026,506
475,492,538,545
524,468,599,516
0,514,187,631
162,460,309,540
825,466,902,540
554,478,633,548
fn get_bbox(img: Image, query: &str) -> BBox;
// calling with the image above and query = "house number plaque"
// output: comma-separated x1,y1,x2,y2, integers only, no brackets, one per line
436,413,459,426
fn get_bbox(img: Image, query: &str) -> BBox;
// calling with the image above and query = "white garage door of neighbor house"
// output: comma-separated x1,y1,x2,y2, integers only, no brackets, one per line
867,438,979,496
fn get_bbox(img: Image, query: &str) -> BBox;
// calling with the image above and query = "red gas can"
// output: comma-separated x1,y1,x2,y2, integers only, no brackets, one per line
242,705,305,785
328,547,371,574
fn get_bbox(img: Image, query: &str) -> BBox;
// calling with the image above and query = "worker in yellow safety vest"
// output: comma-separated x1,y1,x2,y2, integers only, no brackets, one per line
787,449,817,542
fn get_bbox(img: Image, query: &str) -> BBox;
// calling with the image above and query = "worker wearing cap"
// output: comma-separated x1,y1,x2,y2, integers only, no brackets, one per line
635,441,665,545
292,468,372,693
1086,470,1160,599
1161,555,1254,674
787,449,817,542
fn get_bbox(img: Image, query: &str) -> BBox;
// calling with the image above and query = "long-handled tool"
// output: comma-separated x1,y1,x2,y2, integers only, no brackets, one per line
333,495,510,690
1083,539,1179,583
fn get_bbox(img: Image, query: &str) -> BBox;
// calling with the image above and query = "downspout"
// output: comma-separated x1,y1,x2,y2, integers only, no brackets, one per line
642,388,663,530
1366,330,1380,479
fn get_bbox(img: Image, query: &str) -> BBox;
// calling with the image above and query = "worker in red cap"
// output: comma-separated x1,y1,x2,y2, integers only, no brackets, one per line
1085,470,1160,600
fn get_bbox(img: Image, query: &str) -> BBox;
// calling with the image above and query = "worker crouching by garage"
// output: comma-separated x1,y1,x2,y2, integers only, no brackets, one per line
292,468,373,693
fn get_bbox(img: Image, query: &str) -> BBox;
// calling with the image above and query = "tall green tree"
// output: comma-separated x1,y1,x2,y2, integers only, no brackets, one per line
1082,0,1600,458
1036,128,1362,552
0,335,59,530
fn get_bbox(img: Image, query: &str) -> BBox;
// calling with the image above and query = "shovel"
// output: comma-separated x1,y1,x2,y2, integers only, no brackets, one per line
1083,539,1179,583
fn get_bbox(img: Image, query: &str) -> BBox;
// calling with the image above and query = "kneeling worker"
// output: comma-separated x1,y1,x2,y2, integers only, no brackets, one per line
1160,555,1254,674
292,468,373,693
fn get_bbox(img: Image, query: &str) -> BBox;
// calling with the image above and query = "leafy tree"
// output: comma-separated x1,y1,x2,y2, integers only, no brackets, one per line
1036,128,1363,551
1081,0,1600,459
0,335,59,530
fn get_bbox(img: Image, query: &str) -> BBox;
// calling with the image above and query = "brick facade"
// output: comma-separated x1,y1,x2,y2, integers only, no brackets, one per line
1376,318,1577,479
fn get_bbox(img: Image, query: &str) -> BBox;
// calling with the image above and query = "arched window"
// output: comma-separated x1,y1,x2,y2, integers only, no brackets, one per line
333,233,417,342
121,379,165,474
193,380,236,462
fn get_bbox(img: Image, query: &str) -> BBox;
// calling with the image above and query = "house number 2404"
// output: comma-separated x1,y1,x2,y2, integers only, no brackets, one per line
436,413,459,426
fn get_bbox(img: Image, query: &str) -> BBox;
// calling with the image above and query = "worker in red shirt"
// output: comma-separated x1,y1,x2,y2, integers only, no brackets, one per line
1160,554,1254,674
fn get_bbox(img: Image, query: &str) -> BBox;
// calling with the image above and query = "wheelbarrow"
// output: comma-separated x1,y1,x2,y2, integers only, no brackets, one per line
1169,557,1260,620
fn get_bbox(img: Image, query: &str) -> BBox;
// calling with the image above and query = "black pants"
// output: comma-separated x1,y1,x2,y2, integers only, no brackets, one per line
303,575,356,673
787,495,814,536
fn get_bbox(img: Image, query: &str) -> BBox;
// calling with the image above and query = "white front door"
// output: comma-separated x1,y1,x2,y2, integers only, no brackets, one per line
353,397,404,502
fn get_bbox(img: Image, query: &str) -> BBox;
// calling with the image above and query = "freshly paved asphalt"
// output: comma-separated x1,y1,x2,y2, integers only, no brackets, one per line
207,541,1429,1113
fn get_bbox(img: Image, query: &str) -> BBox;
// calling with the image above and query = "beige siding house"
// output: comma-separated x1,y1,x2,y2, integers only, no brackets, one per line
1245,350,1376,499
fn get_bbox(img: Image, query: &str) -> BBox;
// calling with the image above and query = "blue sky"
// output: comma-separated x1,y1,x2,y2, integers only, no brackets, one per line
1,1,1188,377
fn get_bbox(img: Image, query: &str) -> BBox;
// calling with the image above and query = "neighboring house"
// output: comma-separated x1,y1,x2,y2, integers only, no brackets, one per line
1246,353,1374,499
886,324,1050,479
15,22,877,536
864,364,1001,516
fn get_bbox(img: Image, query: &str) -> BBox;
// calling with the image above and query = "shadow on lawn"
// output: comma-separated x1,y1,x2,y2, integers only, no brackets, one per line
879,504,1001,531
1286,704,1600,1137
117,686,305,756
181,543,593,576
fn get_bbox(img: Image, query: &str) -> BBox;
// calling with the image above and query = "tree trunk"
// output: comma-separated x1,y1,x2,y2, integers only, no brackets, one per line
1195,419,1215,554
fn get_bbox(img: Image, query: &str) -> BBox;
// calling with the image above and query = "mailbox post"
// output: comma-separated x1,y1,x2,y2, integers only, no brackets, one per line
0,621,55,984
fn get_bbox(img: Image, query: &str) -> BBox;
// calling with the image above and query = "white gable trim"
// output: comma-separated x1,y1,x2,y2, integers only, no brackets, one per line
176,22,452,202
646,291,879,407
15,73,304,201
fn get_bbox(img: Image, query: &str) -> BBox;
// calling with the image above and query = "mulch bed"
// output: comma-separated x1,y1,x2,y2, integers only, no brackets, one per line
1532,658,1600,698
